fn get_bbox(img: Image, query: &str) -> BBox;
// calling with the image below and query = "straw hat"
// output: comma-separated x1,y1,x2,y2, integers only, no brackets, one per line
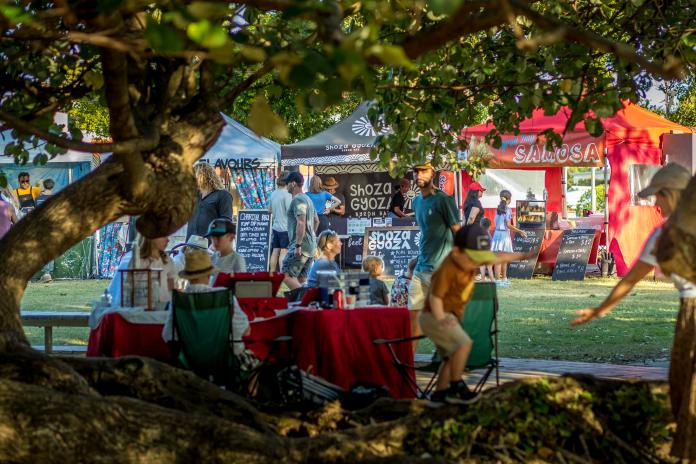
323,176,339,189
178,249,218,279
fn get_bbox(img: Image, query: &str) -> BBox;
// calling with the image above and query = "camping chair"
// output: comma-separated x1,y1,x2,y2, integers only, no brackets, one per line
171,289,238,386
373,282,500,399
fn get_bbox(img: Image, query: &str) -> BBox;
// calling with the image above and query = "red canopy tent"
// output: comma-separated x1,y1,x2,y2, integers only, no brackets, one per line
461,103,693,276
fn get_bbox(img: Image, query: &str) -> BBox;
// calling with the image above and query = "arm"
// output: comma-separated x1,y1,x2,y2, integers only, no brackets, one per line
313,211,319,233
382,282,390,305
485,251,535,266
218,190,233,218
571,260,654,326
506,219,527,237
394,206,406,217
9,207,17,224
331,204,345,215
465,207,480,225
295,214,306,257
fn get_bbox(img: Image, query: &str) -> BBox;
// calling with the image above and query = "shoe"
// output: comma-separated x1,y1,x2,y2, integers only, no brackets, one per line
429,390,448,403
447,381,481,405
39,273,52,284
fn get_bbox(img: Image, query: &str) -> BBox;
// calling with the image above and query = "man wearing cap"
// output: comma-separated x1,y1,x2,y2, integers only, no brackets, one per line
422,224,529,404
463,182,486,226
571,162,696,460
408,161,461,344
281,171,319,289
205,217,246,275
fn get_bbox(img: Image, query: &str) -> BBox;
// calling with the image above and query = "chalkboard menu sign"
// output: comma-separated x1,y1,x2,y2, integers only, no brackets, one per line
235,210,271,272
552,228,596,281
344,235,364,269
362,226,420,277
507,228,544,279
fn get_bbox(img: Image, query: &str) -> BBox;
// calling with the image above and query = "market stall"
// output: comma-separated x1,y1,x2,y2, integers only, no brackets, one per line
201,113,280,210
282,102,419,271
461,102,694,276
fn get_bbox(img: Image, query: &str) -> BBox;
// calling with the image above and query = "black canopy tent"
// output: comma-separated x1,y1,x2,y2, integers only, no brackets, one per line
281,102,388,166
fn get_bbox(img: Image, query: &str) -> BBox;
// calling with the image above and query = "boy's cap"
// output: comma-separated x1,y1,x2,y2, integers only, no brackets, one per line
283,171,304,185
637,162,691,198
455,224,496,264
468,181,486,192
205,217,235,237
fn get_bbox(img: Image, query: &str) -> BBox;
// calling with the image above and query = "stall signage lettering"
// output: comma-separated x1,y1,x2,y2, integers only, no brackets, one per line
512,142,601,165
366,230,417,251
198,158,261,170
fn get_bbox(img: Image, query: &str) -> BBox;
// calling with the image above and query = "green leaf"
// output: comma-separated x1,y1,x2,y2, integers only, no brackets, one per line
0,5,32,24
187,2,228,20
247,95,288,140
240,45,267,62
584,117,604,136
428,0,463,16
187,20,228,48
145,19,185,53
0,172,6,189
83,70,104,90
367,45,414,69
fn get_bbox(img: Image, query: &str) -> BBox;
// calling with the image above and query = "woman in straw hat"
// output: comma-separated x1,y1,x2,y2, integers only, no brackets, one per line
571,162,696,460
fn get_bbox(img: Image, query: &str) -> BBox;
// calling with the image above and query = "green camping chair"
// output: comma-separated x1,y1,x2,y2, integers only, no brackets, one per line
171,289,237,385
374,282,500,398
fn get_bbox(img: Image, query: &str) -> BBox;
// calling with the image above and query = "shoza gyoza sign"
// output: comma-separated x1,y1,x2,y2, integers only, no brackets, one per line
486,132,605,168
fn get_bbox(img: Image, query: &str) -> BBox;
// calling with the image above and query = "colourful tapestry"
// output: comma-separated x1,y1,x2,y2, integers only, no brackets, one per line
97,222,128,278
232,167,275,209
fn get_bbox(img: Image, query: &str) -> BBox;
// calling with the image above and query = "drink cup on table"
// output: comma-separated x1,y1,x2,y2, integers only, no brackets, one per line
345,294,356,309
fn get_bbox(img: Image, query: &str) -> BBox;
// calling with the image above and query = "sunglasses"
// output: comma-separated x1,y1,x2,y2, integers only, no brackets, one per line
20,179,29,183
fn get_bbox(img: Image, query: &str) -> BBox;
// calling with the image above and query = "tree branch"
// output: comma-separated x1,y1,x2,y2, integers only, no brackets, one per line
0,109,158,153
508,0,683,79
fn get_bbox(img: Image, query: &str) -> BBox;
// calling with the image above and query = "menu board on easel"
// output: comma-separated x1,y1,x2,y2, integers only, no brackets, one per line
235,209,271,272
507,229,544,279
552,229,596,281
362,226,420,277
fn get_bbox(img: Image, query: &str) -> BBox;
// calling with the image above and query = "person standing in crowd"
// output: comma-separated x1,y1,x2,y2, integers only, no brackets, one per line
322,177,345,217
206,217,247,275
491,189,526,286
305,229,342,288
571,163,696,461
388,178,412,219
269,174,292,272
306,176,341,234
463,182,485,226
0,189,18,240
478,217,496,282
35,178,55,207
15,172,39,215
409,161,461,348
186,163,232,240
363,255,390,305
281,172,319,290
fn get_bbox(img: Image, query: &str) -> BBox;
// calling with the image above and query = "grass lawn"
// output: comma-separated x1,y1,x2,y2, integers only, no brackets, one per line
20,277,680,363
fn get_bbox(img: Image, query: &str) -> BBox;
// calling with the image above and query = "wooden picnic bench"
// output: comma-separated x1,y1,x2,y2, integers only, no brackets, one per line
20,311,90,354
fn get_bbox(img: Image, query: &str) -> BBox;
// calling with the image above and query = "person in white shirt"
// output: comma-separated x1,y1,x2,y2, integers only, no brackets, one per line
206,217,247,277
269,175,292,272
571,163,696,461
163,248,250,355
107,234,177,309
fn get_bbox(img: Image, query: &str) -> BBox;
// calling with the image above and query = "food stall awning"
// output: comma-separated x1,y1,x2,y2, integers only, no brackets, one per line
461,107,606,168
281,102,388,166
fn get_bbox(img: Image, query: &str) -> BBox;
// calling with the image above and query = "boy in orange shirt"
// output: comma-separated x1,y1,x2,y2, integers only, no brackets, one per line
423,223,529,404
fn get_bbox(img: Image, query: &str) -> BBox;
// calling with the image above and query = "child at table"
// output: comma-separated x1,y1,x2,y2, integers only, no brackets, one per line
423,224,531,404
363,255,389,305
478,218,495,282
163,249,250,356
205,217,247,278
390,258,416,307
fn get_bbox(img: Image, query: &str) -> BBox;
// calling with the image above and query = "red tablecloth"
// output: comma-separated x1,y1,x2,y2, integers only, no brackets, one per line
87,306,414,399
86,313,172,362
247,307,415,399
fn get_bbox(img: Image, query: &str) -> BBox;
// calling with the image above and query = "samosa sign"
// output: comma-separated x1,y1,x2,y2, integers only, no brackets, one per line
470,131,605,168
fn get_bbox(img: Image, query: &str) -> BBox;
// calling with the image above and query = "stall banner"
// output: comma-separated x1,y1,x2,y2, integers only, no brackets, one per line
316,165,408,220
467,131,605,168
363,226,420,277
438,171,455,196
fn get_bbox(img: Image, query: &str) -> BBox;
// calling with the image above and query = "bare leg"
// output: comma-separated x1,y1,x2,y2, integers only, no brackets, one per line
450,341,473,382
284,276,301,290
435,359,451,392
279,248,288,269
410,310,422,354
493,264,502,280
501,263,508,280
269,248,280,272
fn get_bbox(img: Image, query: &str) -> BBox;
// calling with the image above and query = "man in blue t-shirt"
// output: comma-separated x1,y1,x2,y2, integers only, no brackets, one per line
408,161,461,345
